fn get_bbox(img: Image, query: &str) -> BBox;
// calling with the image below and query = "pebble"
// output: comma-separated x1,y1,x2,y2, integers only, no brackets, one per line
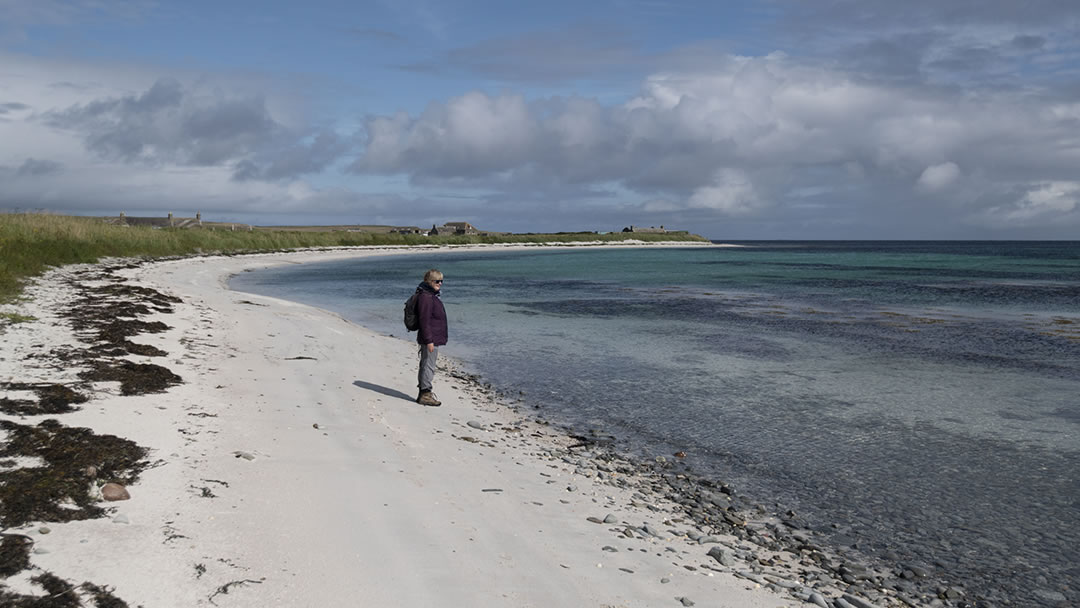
764,576,799,589
808,592,829,608
677,597,695,606
33,547,49,554
38,526,51,535
842,594,880,608
660,577,671,584
233,451,255,461
112,514,130,525
603,514,618,524
102,482,131,501
467,421,485,430
706,546,735,567
602,546,618,552
587,517,604,524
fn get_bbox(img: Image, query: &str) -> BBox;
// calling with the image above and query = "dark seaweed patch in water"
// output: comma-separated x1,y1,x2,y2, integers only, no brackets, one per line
79,361,181,395
0,419,147,528
0,534,32,577
0,384,88,416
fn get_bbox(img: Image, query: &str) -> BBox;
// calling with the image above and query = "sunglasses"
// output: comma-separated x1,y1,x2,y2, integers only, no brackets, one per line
434,279,443,284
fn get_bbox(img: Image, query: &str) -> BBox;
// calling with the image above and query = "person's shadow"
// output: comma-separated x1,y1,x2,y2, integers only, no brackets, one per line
352,380,414,402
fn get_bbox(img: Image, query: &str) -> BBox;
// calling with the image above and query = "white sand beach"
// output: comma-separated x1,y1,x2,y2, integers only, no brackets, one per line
0,245,840,607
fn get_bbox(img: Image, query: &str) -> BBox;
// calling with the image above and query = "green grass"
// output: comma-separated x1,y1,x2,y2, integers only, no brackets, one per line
0,212,706,302
0,312,36,324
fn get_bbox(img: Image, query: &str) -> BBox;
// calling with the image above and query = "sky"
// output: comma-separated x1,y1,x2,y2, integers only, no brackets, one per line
2,1,1079,239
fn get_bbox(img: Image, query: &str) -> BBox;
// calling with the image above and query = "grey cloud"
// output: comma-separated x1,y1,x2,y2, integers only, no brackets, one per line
927,45,1000,74
350,55,1080,234
784,0,1080,29
0,102,31,114
842,33,940,82
1012,35,1047,50
400,25,642,83
776,1,1080,87
17,158,63,176
233,131,349,181
45,78,280,167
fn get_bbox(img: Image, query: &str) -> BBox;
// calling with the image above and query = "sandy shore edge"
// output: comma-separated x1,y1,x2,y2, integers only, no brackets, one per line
1,243,900,607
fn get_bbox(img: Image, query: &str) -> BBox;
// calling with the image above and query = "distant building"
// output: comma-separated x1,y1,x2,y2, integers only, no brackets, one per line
105,212,204,229
103,212,252,231
391,226,424,235
429,221,480,236
621,225,667,233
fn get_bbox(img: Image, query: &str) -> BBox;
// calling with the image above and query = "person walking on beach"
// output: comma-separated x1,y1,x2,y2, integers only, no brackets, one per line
415,269,447,406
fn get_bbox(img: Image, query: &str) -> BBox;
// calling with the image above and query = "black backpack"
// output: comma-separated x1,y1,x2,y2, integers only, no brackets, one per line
403,288,421,332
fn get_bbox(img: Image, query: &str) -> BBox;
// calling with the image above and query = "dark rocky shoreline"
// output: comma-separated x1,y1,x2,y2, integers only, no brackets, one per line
448,366,1069,608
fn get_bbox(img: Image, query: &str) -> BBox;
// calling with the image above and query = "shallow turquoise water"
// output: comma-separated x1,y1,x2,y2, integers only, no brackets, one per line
232,241,1080,604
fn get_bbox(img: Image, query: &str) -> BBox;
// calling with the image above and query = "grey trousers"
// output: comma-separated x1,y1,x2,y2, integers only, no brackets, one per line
418,345,439,392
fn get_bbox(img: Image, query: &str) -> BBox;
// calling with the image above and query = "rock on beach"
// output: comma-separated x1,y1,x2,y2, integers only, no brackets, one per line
102,483,131,501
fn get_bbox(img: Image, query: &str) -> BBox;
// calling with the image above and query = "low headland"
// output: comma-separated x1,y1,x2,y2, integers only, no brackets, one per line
0,213,950,607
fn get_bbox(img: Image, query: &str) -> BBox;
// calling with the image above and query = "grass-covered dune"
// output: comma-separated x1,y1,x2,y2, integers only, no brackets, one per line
0,213,706,302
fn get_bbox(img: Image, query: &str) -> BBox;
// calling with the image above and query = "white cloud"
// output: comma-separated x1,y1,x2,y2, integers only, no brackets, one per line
688,169,762,215
916,162,961,191
974,181,1080,227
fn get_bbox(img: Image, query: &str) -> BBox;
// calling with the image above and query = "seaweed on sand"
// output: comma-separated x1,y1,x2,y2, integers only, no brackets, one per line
79,361,181,395
0,419,147,528
0,574,129,608
0,384,88,416
0,534,32,577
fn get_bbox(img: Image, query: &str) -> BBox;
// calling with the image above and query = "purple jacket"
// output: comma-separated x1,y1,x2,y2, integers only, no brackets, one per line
416,282,448,346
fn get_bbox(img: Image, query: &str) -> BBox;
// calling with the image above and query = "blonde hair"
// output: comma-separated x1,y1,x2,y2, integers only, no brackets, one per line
423,269,443,283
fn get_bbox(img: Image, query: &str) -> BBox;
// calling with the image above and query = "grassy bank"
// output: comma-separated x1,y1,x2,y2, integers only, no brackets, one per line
0,213,705,302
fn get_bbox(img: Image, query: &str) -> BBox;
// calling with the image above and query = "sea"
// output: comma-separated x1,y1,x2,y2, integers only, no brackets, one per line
230,241,1080,606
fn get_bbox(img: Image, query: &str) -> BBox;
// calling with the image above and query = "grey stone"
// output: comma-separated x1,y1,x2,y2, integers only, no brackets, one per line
677,597,695,606
808,592,829,608
586,516,604,524
707,546,735,567
466,421,486,430
842,594,880,608
602,546,618,552
38,526,51,535
1034,590,1067,603
660,577,671,584
764,576,799,589
112,514,130,524
603,514,618,524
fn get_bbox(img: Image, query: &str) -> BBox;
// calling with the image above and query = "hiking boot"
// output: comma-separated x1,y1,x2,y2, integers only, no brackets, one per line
417,391,441,407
